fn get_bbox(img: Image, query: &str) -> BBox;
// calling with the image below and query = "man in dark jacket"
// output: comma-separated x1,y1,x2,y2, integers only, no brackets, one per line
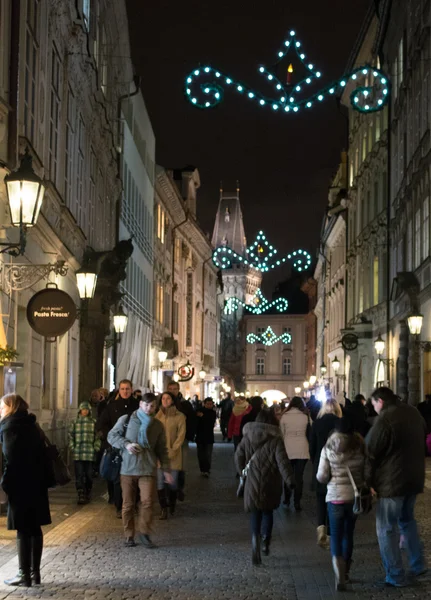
219,394,234,440
97,379,139,516
344,394,370,438
195,398,217,476
367,387,427,587
167,381,197,500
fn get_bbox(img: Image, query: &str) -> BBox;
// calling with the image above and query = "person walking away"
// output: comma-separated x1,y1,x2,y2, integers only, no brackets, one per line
317,416,367,591
305,394,321,421
68,401,101,504
344,394,370,438
367,387,427,587
235,409,294,565
97,379,139,517
240,396,264,436
219,394,234,441
0,394,52,587
167,380,196,501
228,396,252,451
108,393,172,548
155,392,186,519
309,398,342,548
196,397,217,476
279,396,310,511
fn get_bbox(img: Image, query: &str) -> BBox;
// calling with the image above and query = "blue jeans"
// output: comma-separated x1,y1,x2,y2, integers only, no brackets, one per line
376,495,425,585
250,509,273,539
327,502,356,562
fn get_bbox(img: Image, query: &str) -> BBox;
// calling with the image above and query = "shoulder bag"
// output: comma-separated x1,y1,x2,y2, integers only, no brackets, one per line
41,432,71,487
237,441,267,498
346,465,372,515
100,414,131,482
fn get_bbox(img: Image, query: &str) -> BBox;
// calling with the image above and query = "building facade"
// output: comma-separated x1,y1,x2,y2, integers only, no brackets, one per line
243,314,307,401
153,167,220,399
0,0,135,446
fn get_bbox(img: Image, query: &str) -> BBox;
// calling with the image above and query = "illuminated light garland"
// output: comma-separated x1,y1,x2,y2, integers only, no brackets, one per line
224,288,289,315
247,326,292,346
184,30,390,114
213,231,312,273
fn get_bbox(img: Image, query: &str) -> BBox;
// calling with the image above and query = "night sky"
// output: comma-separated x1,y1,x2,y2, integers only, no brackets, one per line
126,0,371,292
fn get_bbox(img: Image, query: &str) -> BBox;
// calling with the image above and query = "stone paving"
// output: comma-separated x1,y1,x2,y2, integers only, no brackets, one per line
0,439,430,600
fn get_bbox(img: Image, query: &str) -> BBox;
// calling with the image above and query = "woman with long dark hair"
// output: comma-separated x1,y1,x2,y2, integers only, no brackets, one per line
0,394,51,587
279,396,310,510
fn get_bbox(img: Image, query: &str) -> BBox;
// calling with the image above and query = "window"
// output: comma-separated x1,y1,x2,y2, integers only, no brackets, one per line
89,148,96,244
283,358,291,376
174,237,181,264
76,115,86,229
164,291,170,329
82,0,90,29
156,283,164,324
100,26,108,95
64,87,75,207
156,204,165,243
373,256,379,306
24,0,39,144
423,198,430,260
173,300,179,335
256,357,265,375
415,209,421,268
49,45,61,186
406,221,413,271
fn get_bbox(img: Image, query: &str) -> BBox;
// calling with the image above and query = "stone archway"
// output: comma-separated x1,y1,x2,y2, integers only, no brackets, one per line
260,389,287,407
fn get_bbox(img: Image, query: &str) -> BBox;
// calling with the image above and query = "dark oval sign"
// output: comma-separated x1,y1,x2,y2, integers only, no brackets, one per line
27,288,76,338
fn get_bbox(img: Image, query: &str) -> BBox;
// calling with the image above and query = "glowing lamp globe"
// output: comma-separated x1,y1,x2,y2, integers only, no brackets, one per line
303,381,310,390
199,369,206,380
374,334,385,356
332,356,341,373
76,266,98,300
407,313,423,336
5,148,45,228
320,363,327,375
173,373,180,382
113,306,128,334
309,375,317,386
294,386,301,394
158,350,168,363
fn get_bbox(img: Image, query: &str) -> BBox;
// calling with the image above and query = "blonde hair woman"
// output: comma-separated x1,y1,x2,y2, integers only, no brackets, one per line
0,394,51,587
309,398,342,548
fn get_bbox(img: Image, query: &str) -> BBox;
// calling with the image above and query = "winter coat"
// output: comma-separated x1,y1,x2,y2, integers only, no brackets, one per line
235,422,294,512
220,398,234,421
155,407,186,470
195,407,217,444
228,403,252,438
309,413,341,494
0,411,51,531
366,401,426,497
240,407,261,436
344,401,371,438
96,395,139,441
108,410,170,477
69,402,101,461
317,431,366,503
279,408,310,460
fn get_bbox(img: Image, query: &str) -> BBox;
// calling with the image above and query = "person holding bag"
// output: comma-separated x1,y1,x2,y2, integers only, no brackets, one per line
235,409,294,566
317,416,368,591
0,394,52,587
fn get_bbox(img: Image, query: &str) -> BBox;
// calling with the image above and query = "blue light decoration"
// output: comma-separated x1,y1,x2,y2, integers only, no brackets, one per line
247,326,292,346
224,288,289,315
213,230,312,273
185,30,390,115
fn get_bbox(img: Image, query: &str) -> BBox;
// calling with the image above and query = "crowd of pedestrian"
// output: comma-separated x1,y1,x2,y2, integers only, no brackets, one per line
0,383,428,592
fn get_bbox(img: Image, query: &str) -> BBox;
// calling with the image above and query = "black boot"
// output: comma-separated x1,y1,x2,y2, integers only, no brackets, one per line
169,490,177,516
4,536,32,587
77,490,86,505
158,489,168,520
261,535,271,556
31,536,43,585
252,534,262,566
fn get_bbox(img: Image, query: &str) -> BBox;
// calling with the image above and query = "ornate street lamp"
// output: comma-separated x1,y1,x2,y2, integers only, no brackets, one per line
303,381,310,390
309,375,317,386
199,369,206,380
407,313,424,336
2,148,45,255
332,356,341,373
374,333,385,356
113,305,128,334
158,350,168,363
320,363,327,376
76,264,98,300
294,386,301,394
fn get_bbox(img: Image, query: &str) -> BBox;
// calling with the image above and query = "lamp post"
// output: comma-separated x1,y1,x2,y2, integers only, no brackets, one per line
2,148,45,256
113,305,128,334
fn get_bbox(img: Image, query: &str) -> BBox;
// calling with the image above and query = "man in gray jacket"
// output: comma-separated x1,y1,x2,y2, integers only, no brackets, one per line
108,393,173,548
367,387,427,587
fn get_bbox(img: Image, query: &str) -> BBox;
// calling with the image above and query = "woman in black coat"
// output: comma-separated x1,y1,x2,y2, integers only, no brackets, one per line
309,398,342,549
0,394,51,587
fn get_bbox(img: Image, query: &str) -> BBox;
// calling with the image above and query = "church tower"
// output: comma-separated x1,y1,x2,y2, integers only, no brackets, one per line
212,183,261,389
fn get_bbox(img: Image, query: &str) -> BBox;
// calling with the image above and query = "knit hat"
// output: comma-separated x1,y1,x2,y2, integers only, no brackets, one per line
78,401,91,412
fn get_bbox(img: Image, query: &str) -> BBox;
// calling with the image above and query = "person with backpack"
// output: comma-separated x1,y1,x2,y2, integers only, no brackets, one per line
235,409,294,565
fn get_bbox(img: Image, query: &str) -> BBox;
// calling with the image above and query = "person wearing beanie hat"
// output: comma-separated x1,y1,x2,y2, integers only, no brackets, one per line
68,401,101,505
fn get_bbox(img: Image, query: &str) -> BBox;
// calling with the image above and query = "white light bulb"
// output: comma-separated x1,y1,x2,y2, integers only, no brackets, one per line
300,54,305,59
295,85,301,91
383,89,388,95
284,106,290,112
293,106,299,112
281,96,285,102
308,64,313,70
362,68,368,74
187,89,191,95
204,67,210,73
364,105,370,110
316,72,321,77
215,93,220,99
352,74,357,80
237,85,243,91
276,84,282,90
192,98,197,104
285,41,290,47
290,97,294,102
329,88,335,94
260,99,265,105
306,78,311,83
278,52,283,58
204,88,210,93
381,78,387,84
226,78,232,84
296,41,301,47
205,102,210,107
194,70,199,76
248,92,254,98
216,72,221,77
340,80,346,86
354,97,359,103
318,95,323,101
290,30,295,36
259,66,265,72
268,74,273,80
187,77,192,83
378,99,383,105
373,71,378,76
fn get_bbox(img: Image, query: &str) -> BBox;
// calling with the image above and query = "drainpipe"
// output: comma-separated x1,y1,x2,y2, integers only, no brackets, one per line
7,0,20,167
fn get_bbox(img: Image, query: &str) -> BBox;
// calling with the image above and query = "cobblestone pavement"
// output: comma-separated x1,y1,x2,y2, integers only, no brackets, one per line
0,439,430,600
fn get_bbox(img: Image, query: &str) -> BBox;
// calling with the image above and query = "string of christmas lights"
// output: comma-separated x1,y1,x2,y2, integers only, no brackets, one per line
213,231,312,273
247,326,292,346
185,30,390,115
224,289,289,315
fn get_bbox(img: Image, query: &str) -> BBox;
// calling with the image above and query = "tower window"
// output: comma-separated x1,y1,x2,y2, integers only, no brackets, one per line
225,207,230,222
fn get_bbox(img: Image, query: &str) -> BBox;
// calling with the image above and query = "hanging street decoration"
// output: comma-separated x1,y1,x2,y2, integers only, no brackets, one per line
213,230,312,273
247,326,292,346
224,288,289,315
185,30,390,115
177,360,195,382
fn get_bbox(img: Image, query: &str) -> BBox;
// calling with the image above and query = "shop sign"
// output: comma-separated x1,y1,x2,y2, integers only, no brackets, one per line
27,287,76,339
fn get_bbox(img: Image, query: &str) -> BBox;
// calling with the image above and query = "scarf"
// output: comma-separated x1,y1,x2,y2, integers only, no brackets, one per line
232,400,250,416
136,409,152,448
